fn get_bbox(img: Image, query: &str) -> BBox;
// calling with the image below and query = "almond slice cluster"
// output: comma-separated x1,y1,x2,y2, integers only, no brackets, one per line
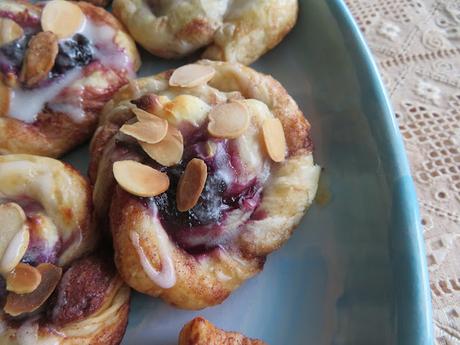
113,160,169,197
120,113,168,144
41,0,85,39
169,64,216,88
0,203,62,316
4,263,62,316
121,106,184,167
140,126,184,167
0,18,24,46
0,203,30,274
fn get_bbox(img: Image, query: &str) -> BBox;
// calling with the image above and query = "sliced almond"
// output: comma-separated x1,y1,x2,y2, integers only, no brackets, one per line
0,203,27,274
113,160,170,197
132,107,167,124
4,263,62,317
0,227,30,274
20,31,58,87
177,159,208,212
140,126,184,167
208,102,250,139
0,18,24,46
41,0,85,39
169,64,215,88
0,80,11,116
120,117,168,144
6,263,42,294
262,118,287,162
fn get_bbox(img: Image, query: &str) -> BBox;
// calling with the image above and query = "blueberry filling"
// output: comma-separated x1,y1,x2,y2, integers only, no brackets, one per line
135,136,264,254
0,35,30,74
0,32,94,86
52,34,93,76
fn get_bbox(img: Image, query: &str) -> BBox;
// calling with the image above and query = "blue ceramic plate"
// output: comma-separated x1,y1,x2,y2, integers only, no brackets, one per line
65,0,433,344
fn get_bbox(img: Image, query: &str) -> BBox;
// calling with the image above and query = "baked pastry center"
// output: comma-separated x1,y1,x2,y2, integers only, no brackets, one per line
148,126,268,254
110,75,280,255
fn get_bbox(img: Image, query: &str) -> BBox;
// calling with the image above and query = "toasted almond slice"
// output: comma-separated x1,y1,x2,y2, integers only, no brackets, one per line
113,160,170,197
140,126,184,167
208,102,250,139
41,0,85,39
177,159,208,212
132,107,166,124
120,117,168,144
20,31,58,87
0,203,27,274
169,64,215,88
262,118,287,162
0,227,29,274
0,18,24,46
0,80,11,116
6,263,42,294
4,263,62,317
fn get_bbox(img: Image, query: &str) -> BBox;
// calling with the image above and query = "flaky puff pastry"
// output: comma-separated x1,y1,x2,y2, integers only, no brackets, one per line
0,155,129,345
112,0,297,64
0,0,140,157
90,60,320,309
179,317,266,345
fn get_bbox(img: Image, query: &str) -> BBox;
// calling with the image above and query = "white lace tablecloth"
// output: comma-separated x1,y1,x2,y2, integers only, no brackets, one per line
346,0,460,343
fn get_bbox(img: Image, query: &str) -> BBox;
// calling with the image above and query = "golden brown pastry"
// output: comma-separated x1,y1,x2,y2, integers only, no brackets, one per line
90,60,320,309
0,154,130,345
179,317,267,345
0,0,140,157
112,0,298,64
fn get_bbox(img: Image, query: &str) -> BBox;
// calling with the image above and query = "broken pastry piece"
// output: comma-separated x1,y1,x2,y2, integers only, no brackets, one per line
179,317,267,345
0,0,140,157
0,154,130,345
90,60,320,310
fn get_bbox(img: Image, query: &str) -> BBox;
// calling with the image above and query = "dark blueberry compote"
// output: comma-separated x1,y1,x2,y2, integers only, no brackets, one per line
52,34,93,77
0,35,30,75
130,131,266,255
0,31,94,87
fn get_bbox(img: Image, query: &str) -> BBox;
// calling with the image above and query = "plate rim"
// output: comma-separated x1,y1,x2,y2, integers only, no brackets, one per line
329,0,434,343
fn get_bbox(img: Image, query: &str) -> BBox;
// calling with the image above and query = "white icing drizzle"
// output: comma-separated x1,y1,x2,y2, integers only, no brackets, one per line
48,102,85,122
16,321,38,345
9,69,81,123
129,224,176,289
78,20,131,71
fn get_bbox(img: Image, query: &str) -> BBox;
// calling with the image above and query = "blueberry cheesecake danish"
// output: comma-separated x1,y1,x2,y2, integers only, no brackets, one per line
0,0,140,157
90,60,320,309
179,317,266,345
0,155,130,345
112,0,298,64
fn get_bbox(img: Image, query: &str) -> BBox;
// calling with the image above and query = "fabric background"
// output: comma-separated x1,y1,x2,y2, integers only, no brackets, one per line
345,1,460,343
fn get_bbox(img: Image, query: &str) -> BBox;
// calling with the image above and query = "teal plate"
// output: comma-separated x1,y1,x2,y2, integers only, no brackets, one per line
65,0,433,344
